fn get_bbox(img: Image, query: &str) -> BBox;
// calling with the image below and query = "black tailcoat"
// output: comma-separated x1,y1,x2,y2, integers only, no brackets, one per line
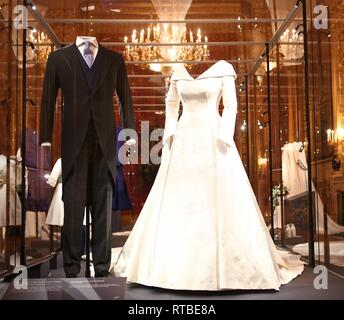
39,43,135,196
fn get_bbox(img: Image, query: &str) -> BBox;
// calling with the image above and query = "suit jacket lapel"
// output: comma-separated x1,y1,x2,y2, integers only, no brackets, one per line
91,44,115,95
61,43,115,95
61,43,90,91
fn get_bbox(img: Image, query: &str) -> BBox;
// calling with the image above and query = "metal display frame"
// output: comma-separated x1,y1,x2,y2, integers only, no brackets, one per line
16,0,315,275
245,0,315,266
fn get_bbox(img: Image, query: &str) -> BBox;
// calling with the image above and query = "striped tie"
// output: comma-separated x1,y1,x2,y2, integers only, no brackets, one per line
83,41,94,68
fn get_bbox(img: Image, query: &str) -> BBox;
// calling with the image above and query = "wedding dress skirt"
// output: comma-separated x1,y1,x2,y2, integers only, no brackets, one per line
112,61,304,290
46,159,64,226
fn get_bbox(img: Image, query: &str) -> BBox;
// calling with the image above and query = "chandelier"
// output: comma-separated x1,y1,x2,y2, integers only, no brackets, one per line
279,28,304,65
123,24,209,73
28,28,52,62
327,128,344,172
259,48,283,73
327,128,344,144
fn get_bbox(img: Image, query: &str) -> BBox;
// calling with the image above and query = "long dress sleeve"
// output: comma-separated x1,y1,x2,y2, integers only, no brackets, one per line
162,80,180,146
116,54,136,133
218,75,238,148
39,53,60,145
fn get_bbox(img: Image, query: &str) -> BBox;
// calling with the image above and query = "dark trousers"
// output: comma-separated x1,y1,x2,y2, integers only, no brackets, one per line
62,118,113,276
112,210,121,233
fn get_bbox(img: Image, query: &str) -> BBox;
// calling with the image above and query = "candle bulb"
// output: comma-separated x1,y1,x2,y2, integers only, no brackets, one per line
147,27,151,41
203,35,208,51
132,29,137,43
153,26,156,40
156,25,160,39
140,29,144,43
190,30,193,42
182,26,186,41
172,25,175,40
327,129,331,142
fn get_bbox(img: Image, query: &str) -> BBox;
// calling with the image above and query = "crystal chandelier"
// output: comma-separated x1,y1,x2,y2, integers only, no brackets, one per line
259,48,282,73
123,24,209,73
279,28,304,64
28,28,52,62
327,128,344,172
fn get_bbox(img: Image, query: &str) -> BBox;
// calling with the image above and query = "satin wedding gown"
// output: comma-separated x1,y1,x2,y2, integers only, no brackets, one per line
112,60,304,290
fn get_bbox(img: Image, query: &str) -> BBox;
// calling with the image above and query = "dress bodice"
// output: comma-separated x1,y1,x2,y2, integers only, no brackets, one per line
176,78,223,114
163,60,238,148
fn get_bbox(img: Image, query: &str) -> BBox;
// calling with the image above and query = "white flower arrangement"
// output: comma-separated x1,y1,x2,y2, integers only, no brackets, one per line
271,184,289,212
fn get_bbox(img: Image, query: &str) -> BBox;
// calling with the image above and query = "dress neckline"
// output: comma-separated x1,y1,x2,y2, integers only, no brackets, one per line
171,60,236,81
181,60,226,81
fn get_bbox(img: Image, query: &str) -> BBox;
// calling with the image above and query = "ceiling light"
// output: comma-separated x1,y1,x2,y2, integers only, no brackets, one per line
110,8,121,13
258,158,268,166
123,24,209,73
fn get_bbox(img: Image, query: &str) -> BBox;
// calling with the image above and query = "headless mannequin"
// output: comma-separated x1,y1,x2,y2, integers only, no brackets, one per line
41,36,134,147
41,36,98,148
40,35,136,277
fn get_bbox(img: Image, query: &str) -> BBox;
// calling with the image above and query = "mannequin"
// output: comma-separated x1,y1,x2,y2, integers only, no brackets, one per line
272,142,344,235
40,35,135,277
0,149,28,267
0,151,25,227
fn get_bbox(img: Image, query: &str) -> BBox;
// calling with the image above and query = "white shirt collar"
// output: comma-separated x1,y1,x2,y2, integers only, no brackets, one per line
75,36,98,48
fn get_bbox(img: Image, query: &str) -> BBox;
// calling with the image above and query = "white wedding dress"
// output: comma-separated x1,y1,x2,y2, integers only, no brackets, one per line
112,60,304,290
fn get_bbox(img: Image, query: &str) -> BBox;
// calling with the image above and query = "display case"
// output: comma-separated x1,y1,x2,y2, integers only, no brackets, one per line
247,0,344,274
0,0,343,279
